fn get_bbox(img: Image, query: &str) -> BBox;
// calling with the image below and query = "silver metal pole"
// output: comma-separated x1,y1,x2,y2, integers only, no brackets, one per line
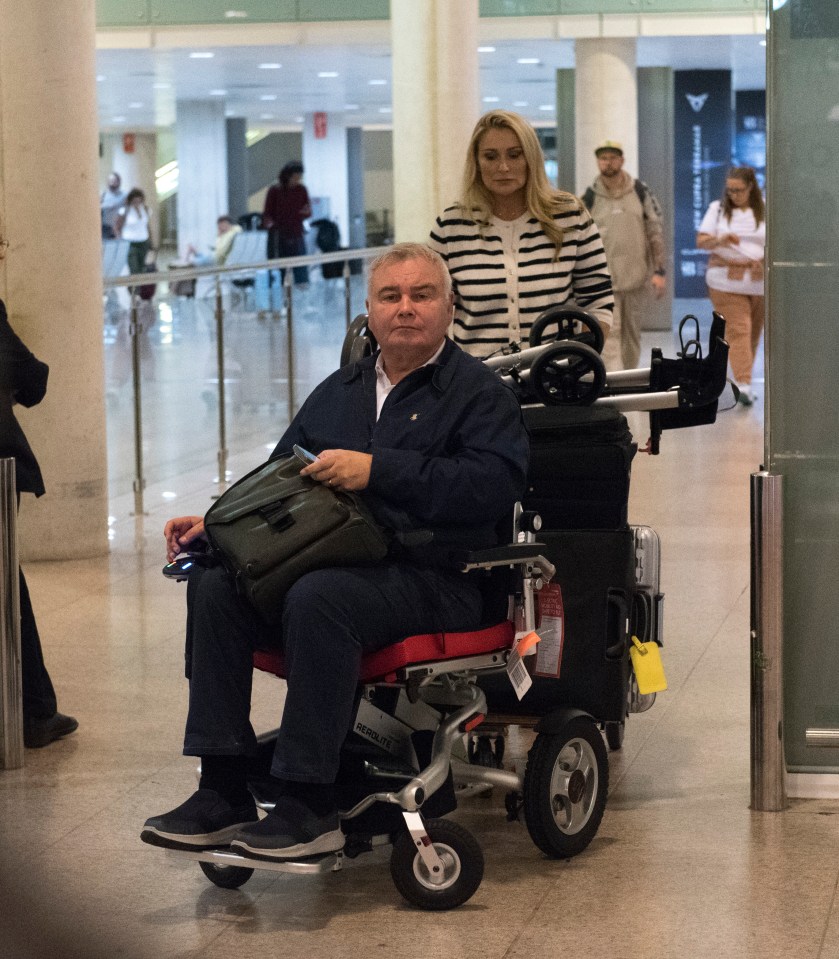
284,270,295,423
214,277,229,495
0,458,24,769
750,470,787,812
129,293,146,516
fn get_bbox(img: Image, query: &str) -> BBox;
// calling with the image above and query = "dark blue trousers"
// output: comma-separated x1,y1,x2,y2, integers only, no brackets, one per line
182,563,482,783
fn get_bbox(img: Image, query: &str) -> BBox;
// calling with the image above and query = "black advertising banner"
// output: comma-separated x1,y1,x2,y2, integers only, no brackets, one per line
674,70,732,297
735,89,766,189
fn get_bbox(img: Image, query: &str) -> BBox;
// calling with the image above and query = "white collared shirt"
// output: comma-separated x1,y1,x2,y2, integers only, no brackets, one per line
374,341,446,420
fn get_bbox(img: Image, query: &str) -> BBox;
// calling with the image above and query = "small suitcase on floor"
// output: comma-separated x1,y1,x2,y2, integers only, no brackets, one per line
523,405,637,530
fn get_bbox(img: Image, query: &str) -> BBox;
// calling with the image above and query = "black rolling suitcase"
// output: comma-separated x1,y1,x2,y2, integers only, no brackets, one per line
478,527,634,723
522,405,636,530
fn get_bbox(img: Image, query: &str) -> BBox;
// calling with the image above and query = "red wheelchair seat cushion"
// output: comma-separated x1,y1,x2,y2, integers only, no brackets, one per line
253,620,514,684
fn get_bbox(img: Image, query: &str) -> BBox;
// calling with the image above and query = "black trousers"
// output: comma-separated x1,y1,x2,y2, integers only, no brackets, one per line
266,231,309,286
182,563,483,783
20,567,57,721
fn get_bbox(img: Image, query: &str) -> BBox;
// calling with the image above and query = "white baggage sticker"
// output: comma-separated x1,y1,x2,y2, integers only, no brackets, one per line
534,581,564,678
506,631,540,700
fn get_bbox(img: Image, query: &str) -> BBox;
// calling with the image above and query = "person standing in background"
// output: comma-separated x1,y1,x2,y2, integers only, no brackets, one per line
696,166,765,407
115,188,155,279
429,110,612,358
582,140,667,371
263,161,312,287
0,230,78,748
100,172,126,240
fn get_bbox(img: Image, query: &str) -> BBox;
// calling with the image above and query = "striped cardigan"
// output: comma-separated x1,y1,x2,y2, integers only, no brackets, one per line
429,205,613,357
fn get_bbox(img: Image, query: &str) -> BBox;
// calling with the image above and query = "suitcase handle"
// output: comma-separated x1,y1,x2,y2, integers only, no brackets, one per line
605,588,630,660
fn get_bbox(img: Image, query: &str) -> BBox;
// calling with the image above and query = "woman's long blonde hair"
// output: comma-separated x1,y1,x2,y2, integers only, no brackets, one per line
458,110,580,257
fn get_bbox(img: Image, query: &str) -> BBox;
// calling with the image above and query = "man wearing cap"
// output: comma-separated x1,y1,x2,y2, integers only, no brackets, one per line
583,140,667,370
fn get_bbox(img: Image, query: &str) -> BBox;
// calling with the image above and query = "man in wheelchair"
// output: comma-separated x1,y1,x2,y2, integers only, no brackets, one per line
142,243,529,862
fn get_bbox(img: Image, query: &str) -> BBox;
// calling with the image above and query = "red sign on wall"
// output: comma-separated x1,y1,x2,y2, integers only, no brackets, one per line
123,133,136,154
313,112,328,139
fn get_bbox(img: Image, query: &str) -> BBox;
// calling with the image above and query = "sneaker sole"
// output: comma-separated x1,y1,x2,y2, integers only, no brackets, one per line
140,820,256,851
230,828,345,862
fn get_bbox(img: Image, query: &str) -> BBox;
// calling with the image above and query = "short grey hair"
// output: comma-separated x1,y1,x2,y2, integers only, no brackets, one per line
367,242,452,299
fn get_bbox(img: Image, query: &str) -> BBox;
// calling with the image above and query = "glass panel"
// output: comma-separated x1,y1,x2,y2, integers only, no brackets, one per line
103,255,372,514
297,0,389,20
97,0,150,27
148,1,297,24
767,0,839,770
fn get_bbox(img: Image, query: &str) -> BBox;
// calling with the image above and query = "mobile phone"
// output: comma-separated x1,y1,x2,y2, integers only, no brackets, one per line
292,444,319,465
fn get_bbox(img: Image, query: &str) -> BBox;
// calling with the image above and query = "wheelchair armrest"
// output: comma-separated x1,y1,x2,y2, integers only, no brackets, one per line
455,543,555,581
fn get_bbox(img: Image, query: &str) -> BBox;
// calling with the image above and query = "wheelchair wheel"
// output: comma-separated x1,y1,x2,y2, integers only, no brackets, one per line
340,313,378,367
199,861,255,889
528,306,605,355
528,341,606,406
522,716,608,859
390,818,484,910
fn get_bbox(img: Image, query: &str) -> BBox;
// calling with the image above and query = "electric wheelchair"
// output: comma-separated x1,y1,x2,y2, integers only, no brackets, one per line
151,308,728,909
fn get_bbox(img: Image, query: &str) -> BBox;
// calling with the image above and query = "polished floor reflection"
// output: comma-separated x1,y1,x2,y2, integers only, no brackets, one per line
4,301,829,959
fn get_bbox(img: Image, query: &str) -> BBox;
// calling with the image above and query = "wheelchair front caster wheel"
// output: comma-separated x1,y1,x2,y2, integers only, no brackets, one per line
605,720,625,751
199,861,255,889
523,716,608,859
389,818,484,910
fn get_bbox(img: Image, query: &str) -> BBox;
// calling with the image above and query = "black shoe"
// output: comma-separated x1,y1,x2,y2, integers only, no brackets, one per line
24,712,79,749
140,788,258,851
230,795,344,861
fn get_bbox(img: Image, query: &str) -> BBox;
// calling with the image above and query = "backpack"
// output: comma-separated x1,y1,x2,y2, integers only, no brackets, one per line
583,179,651,220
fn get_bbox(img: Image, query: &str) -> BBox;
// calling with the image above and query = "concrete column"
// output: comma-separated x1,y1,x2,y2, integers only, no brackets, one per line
391,0,480,241
347,127,366,249
0,0,108,559
574,38,638,195
175,100,228,257
226,118,248,221
303,112,349,243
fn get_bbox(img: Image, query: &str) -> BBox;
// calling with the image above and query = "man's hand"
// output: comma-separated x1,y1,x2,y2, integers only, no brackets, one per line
301,449,372,492
650,273,666,299
164,516,205,562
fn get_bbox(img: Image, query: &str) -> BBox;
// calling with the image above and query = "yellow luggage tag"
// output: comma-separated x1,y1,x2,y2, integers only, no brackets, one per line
629,635,667,694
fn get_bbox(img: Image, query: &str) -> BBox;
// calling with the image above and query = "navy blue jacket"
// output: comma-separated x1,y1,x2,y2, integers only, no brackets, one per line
272,339,529,560
0,300,49,496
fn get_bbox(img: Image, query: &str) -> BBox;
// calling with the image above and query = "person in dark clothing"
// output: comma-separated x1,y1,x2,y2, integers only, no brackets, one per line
0,262,78,748
262,161,311,287
142,242,528,860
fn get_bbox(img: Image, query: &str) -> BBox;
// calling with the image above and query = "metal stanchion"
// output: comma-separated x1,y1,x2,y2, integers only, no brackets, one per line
750,470,787,811
0,458,23,769
129,292,147,516
214,276,229,496
284,270,295,423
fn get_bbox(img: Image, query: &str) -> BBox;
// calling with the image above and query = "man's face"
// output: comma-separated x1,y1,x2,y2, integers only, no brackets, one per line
366,258,453,361
596,150,624,178
107,174,121,191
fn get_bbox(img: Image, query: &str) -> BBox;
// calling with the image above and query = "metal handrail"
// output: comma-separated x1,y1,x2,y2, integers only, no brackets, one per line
102,245,386,515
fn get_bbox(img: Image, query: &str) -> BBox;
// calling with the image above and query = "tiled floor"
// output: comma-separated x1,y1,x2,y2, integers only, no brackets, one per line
4,297,830,959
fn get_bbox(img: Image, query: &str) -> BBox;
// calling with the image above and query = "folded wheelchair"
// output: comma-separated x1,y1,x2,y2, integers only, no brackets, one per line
152,308,728,909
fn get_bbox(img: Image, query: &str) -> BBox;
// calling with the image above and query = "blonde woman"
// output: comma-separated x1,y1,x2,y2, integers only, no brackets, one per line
429,110,613,358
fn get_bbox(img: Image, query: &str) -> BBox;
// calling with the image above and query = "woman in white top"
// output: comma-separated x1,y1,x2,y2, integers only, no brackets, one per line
429,110,612,358
115,187,154,279
697,166,765,406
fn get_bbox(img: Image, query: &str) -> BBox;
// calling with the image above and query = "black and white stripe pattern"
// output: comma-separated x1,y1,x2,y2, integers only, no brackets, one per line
429,206,613,357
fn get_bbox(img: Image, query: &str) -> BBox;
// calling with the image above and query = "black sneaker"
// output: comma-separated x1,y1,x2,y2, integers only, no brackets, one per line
230,795,345,861
24,712,79,748
140,788,258,851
